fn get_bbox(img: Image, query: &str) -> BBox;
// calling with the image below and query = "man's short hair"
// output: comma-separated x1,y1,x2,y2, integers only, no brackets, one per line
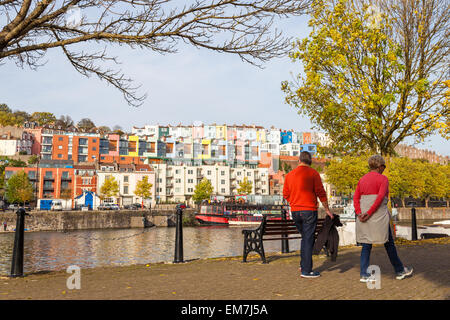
299,151,312,165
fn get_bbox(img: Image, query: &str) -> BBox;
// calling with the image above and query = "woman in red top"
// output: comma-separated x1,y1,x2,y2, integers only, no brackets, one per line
354,155,413,282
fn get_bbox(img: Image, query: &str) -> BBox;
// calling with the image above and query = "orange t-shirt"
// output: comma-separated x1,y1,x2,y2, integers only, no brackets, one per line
283,165,327,211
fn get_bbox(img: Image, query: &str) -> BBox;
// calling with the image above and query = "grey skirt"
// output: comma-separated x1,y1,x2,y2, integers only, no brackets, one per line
356,195,390,244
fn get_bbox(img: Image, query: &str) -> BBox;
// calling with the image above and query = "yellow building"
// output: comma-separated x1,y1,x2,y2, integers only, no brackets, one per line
215,125,227,140
128,135,140,157
201,139,211,159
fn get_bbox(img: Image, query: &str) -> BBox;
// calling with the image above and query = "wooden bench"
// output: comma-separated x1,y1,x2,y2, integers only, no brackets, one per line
242,214,327,263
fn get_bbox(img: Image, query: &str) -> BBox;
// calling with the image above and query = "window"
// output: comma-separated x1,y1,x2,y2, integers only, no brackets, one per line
44,171,53,179
175,178,181,183
124,176,129,183
221,188,226,193
175,169,180,174
207,170,211,175
188,188,193,193
188,179,193,183
221,180,225,185
123,186,129,194
247,172,251,176
188,170,193,174
175,188,180,193
62,171,70,179
58,137,63,141
92,147,96,151
121,157,125,160
79,138,88,146
57,154,62,158
58,145,62,149
221,171,225,176
237,172,241,176
92,139,97,143
78,155,87,162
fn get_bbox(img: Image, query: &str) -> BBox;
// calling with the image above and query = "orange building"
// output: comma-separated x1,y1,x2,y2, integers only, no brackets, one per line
52,135,100,163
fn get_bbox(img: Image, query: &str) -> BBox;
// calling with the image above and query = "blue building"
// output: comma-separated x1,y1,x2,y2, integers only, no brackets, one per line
280,131,293,145
300,144,317,156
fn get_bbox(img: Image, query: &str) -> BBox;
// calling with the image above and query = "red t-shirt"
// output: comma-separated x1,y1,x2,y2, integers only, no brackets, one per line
353,171,389,216
283,165,327,211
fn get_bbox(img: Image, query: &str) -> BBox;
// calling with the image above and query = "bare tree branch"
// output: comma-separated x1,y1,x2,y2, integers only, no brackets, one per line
0,0,312,106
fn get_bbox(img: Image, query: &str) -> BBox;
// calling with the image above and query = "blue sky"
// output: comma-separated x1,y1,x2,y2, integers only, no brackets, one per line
0,12,448,156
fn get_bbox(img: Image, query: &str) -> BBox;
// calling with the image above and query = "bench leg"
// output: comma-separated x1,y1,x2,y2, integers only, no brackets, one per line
242,237,267,263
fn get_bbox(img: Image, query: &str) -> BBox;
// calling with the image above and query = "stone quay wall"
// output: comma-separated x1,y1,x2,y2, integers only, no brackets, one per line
0,208,198,232
0,207,448,233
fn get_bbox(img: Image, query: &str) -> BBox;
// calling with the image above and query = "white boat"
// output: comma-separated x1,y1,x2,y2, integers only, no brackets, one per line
433,220,450,225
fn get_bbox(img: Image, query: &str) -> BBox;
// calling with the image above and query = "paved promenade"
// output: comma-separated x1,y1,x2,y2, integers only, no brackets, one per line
0,237,449,300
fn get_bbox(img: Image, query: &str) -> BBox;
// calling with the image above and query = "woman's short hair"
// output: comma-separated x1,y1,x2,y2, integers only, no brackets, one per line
368,154,385,170
299,151,312,165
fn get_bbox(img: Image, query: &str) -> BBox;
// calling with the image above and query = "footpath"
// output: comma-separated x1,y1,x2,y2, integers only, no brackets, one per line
0,237,449,300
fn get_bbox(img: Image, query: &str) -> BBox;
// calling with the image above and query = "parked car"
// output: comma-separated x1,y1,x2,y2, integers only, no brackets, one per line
98,203,120,210
124,203,146,210
98,204,110,210
51,200,63,211
8,204,20,211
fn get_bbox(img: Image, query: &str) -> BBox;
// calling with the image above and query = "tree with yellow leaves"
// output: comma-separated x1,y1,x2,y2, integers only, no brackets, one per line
282,0,449,156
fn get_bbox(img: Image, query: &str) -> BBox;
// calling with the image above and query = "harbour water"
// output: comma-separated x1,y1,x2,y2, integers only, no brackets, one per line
0,226,300,276
1,218,447,276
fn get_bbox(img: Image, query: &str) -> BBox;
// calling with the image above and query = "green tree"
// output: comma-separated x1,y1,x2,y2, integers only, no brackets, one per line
27,155,39,165
77,118,96,132
282,0,449,156
419,162,447,207
5,171,34,205
325,155,369,196
100,176,119,202
237,177,253,195
389,157,426,206
134,176,153,209
31,112,56,126
192,178,214,205
60,188,73,210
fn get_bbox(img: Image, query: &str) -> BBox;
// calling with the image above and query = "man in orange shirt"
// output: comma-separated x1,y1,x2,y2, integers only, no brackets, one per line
283,151,334,278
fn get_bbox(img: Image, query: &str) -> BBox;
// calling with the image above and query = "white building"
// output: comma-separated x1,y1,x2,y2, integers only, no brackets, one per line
279,143,302,157
97,164,156,207
150,163,269,204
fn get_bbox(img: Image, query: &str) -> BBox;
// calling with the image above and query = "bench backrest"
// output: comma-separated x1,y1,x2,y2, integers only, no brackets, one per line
261,217,325,240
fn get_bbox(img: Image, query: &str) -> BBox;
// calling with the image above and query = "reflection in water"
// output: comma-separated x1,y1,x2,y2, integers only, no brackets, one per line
0,226,300,275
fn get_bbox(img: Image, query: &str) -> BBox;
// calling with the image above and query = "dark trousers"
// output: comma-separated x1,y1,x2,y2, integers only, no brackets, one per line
291,210,318,274
360,226,404,276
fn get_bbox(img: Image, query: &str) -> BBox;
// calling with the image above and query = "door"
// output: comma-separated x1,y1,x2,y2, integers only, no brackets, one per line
84,192,93,210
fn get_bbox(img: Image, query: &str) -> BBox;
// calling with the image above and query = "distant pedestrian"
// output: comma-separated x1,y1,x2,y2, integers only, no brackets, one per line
283,151,334,279
353,155,413,282
3,222,6,231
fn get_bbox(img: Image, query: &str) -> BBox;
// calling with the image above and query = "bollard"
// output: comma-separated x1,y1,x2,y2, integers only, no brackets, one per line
411,207,418,241
281,208,289,254
173,204,185,263
10,208,28,277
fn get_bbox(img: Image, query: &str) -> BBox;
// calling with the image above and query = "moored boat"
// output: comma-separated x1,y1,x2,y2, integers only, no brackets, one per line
195,202,287,226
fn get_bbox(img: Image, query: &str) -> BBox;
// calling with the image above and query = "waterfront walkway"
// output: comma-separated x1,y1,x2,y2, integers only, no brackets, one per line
1,237,449,300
